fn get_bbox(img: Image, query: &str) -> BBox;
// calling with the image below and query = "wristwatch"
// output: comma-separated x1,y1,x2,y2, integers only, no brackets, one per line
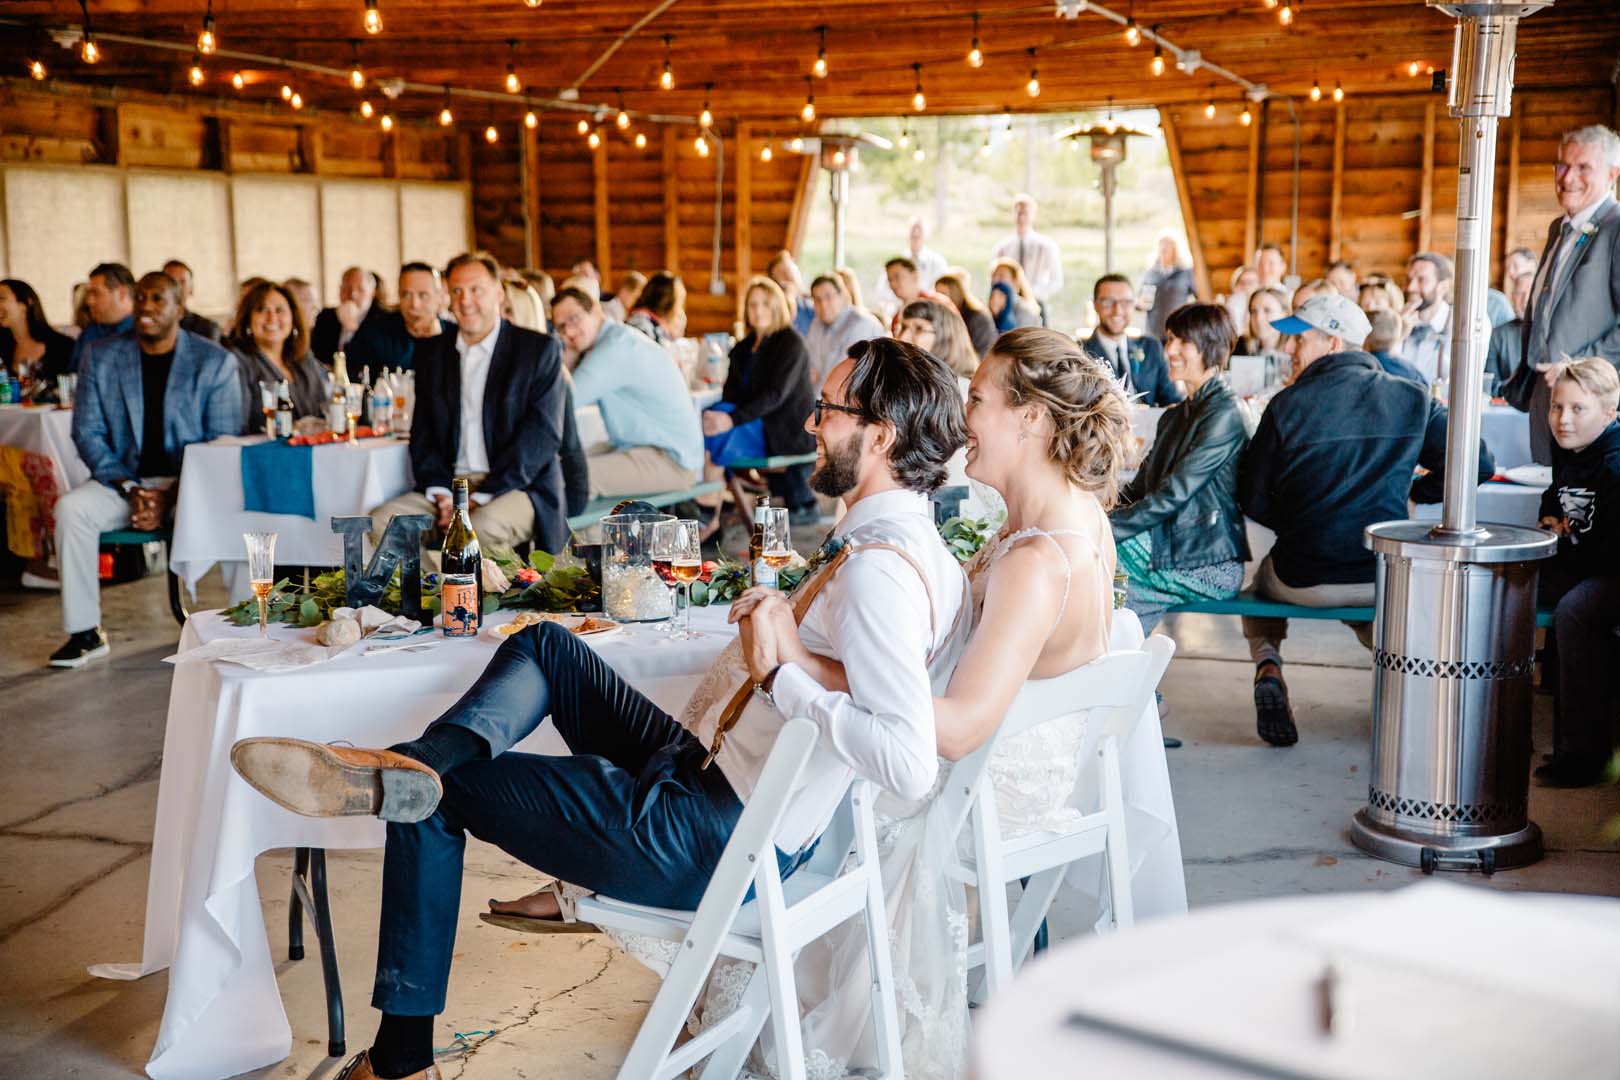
120,479,139,495
754,664,784,705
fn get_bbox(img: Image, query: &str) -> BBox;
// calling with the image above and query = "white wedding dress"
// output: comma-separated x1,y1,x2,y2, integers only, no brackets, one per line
575,523,1108,1080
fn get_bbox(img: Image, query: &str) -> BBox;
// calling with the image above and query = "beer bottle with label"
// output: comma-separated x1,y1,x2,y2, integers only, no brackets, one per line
440,478,483,637
750,497,778,589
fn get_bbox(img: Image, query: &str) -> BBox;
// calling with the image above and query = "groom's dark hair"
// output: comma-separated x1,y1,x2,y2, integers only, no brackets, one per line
841,338,967,494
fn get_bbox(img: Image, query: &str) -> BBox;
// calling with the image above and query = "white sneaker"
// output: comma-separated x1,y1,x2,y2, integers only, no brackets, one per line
20,571,60,591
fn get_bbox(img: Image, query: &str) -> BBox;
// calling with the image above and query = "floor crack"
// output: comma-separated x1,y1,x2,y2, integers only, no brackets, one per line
0,846,147,945
441,948,619,1079
0,755,161,833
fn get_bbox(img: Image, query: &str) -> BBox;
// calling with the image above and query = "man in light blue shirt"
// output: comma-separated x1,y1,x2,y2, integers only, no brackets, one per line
552,285,703,496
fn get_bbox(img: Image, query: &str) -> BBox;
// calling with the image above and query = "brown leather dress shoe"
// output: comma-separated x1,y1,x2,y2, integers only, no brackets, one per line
230,738,444,823
334,1050,440,1079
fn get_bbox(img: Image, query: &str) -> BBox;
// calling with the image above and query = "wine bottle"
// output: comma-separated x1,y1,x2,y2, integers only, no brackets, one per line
750,497,777,589
440,478,483,637
274,380,294,438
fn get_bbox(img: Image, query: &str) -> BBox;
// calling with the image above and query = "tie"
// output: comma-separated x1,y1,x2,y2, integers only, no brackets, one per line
1018,237,1027,272
1533,221,1575,357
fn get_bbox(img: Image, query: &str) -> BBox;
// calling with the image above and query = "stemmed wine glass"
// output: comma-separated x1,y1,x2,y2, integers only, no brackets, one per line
243,531,278,637
344,383,365,444
759,505,793,579
650,519,681,633
662,519,703,640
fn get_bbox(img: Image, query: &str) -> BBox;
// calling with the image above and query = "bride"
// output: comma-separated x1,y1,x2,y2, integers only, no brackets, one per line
490,327,1134,1078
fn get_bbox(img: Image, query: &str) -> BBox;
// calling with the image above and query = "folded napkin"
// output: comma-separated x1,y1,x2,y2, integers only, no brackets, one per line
164,637,337,673
241,440,315,520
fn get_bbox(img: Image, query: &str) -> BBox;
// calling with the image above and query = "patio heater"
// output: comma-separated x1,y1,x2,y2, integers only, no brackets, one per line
1353,0,1557,873
787,132,891,269
1057,118,1148,274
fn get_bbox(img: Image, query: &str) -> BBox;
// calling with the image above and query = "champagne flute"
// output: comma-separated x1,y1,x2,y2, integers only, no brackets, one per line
759,505,793,578
650,519,680,633
668,519,704,640
344,383,365,444
243,531,278,638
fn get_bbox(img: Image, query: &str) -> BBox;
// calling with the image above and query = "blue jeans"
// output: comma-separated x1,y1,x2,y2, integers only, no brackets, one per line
373,621,744,1016
1539,573,1620,764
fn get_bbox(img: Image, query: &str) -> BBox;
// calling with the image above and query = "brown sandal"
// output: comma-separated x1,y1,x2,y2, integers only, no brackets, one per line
478,881,599,935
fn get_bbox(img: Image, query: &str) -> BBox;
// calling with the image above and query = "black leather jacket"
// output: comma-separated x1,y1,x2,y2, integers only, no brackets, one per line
1111,374,1252,570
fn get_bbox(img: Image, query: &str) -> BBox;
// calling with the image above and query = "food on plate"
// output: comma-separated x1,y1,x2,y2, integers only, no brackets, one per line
494,611,617,637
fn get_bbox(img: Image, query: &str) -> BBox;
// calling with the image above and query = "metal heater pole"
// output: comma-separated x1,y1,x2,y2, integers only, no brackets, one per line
830,168,849,269
1101,161,1117,274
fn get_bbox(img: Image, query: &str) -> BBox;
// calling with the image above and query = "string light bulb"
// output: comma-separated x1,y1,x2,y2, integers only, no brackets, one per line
29,58,47,80
1240,102,1252,126
522,0,541,7
525,107,539,129
1150,39,1165,77
913,146,925,163
484,125,499,144
1204,97,1216,119
80,35,100,65
813,26,828,78
801,79,816,122
438,87,453,126
1026,50,1040,97
978,137,992,158
659,36,674,90
281,83,293,101
694,132,709,157
363,0,382,34
1332,80,1344,102
1407,59,1422,77
760,143,772,162
1310,77,1322,101
1124,18,1141,46
833,148,846,167
349,41,365,90
912,64,926,111
789,136,805,153
188,57,205,86
967,12,984,67
290,91,304,110
634,131,647,149
700,84,713,129
505,41,521,93
231,70,244,90
588,129,602,149
380,112,394,132
577,117,590,135
360,99,374,118
197,6,217,54
1278,2,1293,26
898,128,911,149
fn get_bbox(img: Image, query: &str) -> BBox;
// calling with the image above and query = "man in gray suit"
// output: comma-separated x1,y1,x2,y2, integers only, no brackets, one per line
51,272,241,668
1506,124,1620,463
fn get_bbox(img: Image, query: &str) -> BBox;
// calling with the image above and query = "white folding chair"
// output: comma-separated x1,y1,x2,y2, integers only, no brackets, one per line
575,717,903,1080
934,635,1175,1003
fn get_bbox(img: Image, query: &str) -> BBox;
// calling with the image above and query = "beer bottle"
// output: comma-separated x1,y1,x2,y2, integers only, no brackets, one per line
440,478,483,637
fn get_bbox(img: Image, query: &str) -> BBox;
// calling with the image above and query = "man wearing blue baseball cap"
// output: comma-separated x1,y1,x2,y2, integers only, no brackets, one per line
1236,293,1495,747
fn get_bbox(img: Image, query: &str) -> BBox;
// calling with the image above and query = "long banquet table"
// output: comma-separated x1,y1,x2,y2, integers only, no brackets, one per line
0,404,90,558
90,603,1185,1080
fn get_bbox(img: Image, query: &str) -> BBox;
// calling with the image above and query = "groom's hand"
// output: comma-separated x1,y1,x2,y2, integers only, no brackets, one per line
738,606,779,682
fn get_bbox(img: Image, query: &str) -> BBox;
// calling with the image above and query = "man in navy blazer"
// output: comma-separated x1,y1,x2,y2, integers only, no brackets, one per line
310,266,390,369
1081,273,1184,406
367,252,569,558
52,271,241,668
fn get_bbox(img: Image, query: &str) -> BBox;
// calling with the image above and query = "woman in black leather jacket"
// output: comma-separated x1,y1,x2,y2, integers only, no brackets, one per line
1110,303,1251,630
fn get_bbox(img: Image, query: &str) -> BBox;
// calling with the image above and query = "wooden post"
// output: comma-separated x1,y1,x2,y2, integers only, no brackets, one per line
1243,105,1262,259
1419,99,1436,252
298,125,324,174
382,122,402,179
1159,110,1209,300
454,132,473,184
522,122,543,270
216,116,235,173
785,148,817,257
735,122,753,295
662,126,680,273
97,104,123,166
593,136,610,283
1503,107,1522,270
1329,101,1346,261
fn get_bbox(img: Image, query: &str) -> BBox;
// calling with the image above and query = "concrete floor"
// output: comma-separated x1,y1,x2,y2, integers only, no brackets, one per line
1,563,1616,1079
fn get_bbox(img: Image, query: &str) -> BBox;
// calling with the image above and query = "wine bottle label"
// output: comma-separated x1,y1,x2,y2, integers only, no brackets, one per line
441,575,480,636
275,412,292,438
752,557,779,590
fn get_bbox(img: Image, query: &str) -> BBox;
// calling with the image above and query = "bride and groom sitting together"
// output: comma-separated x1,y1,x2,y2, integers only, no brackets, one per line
230,328,1136,1080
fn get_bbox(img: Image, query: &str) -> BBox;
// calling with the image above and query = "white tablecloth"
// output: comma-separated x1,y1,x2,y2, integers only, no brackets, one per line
169,437,413,594
1412,481,1545,528
1481,404,1532,471
973,883,1620,1079
90,604,1183,1080
0,403,88,491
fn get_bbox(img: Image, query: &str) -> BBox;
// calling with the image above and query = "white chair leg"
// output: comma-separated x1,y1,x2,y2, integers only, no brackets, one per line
1006,866,1066,972
1100,738,1135,931
854,786,904,1080
698,965,772,1080
971,789,1014,1000
618,937,724,1080
755,868,808,1080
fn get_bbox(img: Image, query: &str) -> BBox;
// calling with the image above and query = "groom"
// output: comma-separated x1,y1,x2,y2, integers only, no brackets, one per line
229,337,970,1080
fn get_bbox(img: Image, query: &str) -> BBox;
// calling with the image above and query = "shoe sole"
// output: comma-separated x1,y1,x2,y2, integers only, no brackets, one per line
49,643,109,668
1254,678,1298,747
478,911,600,935
229,738,442,822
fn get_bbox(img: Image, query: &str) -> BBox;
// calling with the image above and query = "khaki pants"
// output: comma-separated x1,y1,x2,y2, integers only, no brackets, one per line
369,479,535,568
1241,554,1376,667
587,445,699,498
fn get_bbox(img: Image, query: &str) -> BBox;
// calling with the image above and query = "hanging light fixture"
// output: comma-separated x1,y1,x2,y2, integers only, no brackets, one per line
349,41,365,90
588,128,602,149
833,148,847,167
576,117,590,135
634,131,648,149
898,127,911,149
525,104,539,129
1240,100,1253,126
522,0,541,7
78,1,100,64
1204,97,1217,119
1026,49,1040,97
29,58,47,80
700,83,714,129
694,131,709,157
1310,75,1322,101
978,136,992,158
660,35,675,90
281,83,293,101
1150,33,1165,77
360,99,374,118
912,64,926,111
197,1,217,54
505,41,522,93
380,112,394,132
615,89,631,129
967,12,984,68
231,70,244,90
188,56,205,86
760,142,773,162
1407,59,1422,77
789,135,805,153
290,91,304,109
913,144,926,163
1332,80,1345,102
438,86,454,126
484,125,499,144
801,78,816,122
1278,1,1294,26
813,26,829,78
1124,2,1141,48
363,0,382,35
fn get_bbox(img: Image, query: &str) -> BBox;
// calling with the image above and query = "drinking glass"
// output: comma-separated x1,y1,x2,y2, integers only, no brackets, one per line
344,383,365,444
389,370,412,438
666,519,704,640
243,531,278,637
259,382,277,436
759,505,793,579
56,374,76,409
650,519,681,633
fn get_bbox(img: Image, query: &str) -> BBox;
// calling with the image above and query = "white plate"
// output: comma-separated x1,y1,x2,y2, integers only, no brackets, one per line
481,613,623,643
1501,464,1552,488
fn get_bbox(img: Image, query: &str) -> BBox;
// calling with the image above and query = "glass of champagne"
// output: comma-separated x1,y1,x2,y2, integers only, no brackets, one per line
259,382,277,436
650,520,681,633
344,383,365,444
667,519,704,640
760,505,793,579
243,531,278,637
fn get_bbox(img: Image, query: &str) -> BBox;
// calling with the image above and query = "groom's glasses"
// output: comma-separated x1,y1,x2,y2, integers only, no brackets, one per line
812,399,870,425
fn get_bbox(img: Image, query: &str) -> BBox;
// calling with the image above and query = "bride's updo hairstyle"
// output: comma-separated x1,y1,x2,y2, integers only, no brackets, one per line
990,327,1134,509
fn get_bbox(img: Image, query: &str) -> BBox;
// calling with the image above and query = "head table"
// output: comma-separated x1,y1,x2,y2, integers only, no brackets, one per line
89,602,1185,1080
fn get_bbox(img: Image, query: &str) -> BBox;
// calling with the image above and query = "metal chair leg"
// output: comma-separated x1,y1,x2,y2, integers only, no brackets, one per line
289,847,309,961
288,847,346,1057
164,540,189,626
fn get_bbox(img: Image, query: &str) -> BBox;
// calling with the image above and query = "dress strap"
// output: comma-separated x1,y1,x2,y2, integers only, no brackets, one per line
990,527,1089,633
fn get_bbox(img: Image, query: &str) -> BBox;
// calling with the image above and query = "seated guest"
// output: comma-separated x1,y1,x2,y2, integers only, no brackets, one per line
283,277,321,335
1504,268,1535,321
0,278,74,403
52,272,241,668
1139,233,1197,342
706,277,818,525
835,266,871,317
228,280,327,431
1223,263,1261,337
897,298,979,383
334,263,448,374
934,273,998,358
1398,252,1453,382
1357,276,1405,318
1238,294,1493,746
1082,274,1183,406
1364,310,1427,384
1289,278,1331,308
71,262,136,371
602,271,646,323
369,252,568,557
987,280,1038,334
1239,285,1293,374
162,259,222,342
1484,313,1523,392
883,256,926,330
311,266,387,368
626,271,687,350
806,273,884,387
1533,358,1620,787
872,216,949,311
502,278,547,333
988,258,1043,329
766,250,816,336
551,285,703,497
1111,304,1250,630
1325,259,1358,299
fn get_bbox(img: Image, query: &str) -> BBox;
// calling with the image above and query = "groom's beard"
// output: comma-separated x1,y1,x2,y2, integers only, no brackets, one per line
811,429,862,497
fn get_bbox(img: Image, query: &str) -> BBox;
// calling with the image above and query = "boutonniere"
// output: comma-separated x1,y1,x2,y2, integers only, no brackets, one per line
1579,221,1599,239
801,532,846,577
1127,341,1146,367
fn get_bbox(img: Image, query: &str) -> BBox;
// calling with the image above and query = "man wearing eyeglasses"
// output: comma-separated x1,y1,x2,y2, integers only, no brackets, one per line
551,284,703,498
1081,274,1183,406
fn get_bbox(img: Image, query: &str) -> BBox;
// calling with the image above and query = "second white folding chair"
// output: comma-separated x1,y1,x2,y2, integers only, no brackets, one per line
576,717,903,1080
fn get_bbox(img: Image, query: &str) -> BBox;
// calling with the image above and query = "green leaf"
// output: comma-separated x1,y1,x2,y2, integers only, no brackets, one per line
482,593,502,613
298,597,321,626
689,581,710,606
527,549,556,573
